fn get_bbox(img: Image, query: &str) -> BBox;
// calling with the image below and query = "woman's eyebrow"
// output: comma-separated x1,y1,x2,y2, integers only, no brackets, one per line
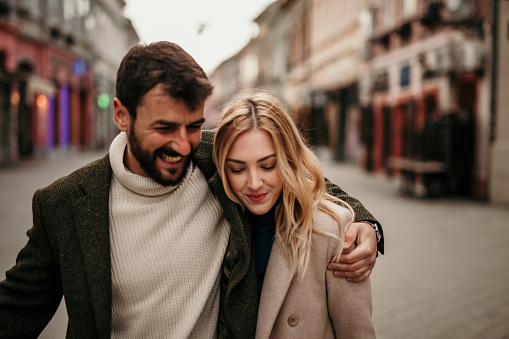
257,154,276,163
225,154,276,164
225,159,245,164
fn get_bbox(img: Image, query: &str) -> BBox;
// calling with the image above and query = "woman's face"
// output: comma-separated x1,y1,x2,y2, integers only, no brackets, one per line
225,129,284,215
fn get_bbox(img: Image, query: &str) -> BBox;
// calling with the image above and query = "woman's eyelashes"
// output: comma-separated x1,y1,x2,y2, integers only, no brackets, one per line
229,167,245,174
261,164,276,170
227,163,276,174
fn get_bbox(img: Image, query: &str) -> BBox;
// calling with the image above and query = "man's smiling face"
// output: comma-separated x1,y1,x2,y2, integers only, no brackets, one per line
116,83,205,186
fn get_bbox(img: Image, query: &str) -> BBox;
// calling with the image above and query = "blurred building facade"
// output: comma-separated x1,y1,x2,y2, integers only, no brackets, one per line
490,0,509,205
363,0,492,200
209,0,509,204
0,0,138,166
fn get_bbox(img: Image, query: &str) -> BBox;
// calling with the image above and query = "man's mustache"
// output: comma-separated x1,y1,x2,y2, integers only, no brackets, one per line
156,145,193,158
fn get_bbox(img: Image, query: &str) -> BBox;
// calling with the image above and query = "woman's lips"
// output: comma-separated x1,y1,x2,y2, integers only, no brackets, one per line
247,193,267,202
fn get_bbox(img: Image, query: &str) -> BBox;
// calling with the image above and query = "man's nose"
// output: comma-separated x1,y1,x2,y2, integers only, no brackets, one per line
171,127,191,156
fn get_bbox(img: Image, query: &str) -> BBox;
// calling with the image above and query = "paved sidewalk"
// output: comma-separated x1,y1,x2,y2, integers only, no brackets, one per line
321,160,509,339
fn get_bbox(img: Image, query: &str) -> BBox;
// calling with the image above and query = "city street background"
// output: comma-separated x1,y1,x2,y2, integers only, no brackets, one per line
1,150,508,338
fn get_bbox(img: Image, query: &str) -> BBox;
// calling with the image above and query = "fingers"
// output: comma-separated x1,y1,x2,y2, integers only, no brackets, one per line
345,269,372,282
327,245,377,282
329,260,375,281
326,221,379,282
342,226,357,251
340,244,376,265
328,256,375,275
343,221,364,248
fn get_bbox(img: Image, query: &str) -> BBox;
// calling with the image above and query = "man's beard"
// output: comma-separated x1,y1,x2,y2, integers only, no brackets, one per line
128,129,193,186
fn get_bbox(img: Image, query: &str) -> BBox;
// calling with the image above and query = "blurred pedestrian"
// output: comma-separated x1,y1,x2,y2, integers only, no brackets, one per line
213,90,375,338
0,41,383,338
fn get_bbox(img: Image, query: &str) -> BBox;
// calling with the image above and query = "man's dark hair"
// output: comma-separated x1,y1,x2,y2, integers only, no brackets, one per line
115,41,214,119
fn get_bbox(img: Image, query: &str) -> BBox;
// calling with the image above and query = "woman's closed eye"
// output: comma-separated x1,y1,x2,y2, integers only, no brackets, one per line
261,164,276,170
229,167,245,174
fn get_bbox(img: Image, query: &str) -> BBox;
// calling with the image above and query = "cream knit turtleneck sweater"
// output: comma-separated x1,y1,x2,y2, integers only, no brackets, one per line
108,132,230,338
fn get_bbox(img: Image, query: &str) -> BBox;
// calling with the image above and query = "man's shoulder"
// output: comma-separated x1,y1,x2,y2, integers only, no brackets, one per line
200,129,216,144
196,129,216,155
194,129,217,180
37,154,111,197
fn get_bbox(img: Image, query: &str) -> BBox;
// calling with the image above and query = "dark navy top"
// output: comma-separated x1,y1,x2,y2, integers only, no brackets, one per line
251,204,276,299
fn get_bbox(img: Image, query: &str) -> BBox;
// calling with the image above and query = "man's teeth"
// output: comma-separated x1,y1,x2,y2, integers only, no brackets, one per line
160,154,182,163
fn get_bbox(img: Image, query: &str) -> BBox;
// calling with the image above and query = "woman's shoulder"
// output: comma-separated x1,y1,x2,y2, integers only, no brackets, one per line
313,200,353,235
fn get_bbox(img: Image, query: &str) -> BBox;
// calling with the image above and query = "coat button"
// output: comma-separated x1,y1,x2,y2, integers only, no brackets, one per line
287,314,299,326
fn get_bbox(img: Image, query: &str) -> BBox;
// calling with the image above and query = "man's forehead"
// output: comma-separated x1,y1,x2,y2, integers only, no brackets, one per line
139,88,204,111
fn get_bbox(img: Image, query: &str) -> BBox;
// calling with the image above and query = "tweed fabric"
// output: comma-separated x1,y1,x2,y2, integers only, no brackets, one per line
0,155,113,338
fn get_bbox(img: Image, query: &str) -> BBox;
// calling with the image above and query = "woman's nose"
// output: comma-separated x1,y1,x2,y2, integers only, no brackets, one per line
247,172,263,190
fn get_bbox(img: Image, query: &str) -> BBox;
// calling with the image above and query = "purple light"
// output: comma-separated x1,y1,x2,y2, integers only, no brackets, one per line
59,85,70,147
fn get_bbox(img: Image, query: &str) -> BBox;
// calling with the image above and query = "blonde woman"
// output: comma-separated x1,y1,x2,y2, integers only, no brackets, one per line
213,90,375,338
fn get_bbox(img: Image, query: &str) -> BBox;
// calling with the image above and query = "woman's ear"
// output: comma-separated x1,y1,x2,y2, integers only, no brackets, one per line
113,98,130,132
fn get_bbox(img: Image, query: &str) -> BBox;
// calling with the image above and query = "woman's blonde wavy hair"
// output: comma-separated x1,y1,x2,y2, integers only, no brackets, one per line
213,89,354,279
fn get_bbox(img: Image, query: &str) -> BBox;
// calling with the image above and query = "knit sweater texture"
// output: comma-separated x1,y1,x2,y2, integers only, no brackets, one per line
108,132,230,338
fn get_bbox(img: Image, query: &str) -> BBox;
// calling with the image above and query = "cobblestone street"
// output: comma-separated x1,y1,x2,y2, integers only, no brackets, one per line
1,151,509,338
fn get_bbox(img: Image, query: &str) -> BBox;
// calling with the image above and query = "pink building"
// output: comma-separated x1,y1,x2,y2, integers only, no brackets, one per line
0,15,94,165
0,0,138,166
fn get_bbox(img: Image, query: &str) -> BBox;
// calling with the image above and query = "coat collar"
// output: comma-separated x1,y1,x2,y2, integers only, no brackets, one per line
72,154,112,337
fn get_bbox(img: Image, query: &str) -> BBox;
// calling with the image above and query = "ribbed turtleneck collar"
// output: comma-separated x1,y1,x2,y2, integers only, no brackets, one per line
109,132,194,197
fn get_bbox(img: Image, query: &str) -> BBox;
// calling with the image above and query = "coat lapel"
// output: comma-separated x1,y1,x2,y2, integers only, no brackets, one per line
72,155,112,337
256,242,293,338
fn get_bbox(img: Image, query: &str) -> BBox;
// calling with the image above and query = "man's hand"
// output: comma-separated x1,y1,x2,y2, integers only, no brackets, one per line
328,222,377,282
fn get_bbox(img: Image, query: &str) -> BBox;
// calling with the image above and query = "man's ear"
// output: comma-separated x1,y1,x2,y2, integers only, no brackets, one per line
113,98,130,132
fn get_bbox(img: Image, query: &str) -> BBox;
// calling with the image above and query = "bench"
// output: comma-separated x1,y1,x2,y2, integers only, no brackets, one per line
387,157,447,197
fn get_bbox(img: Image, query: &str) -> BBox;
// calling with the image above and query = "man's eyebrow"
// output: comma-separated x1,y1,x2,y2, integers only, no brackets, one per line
188,118,206,126
150,118,206,127
151,120,178,127
225,154,276,164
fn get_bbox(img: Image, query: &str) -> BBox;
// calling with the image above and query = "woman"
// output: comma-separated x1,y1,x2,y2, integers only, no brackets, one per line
213,90,375,338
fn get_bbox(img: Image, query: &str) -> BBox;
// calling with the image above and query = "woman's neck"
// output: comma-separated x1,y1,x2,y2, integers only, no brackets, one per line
250,204,277,228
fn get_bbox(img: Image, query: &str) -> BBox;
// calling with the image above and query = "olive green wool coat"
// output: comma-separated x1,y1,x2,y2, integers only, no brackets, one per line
0,131,382,338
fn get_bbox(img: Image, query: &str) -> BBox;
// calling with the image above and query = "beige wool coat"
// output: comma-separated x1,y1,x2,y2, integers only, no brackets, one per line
255,203,376,339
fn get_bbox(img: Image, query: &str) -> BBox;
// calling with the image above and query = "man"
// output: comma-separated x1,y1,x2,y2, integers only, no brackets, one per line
0,41,383,338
